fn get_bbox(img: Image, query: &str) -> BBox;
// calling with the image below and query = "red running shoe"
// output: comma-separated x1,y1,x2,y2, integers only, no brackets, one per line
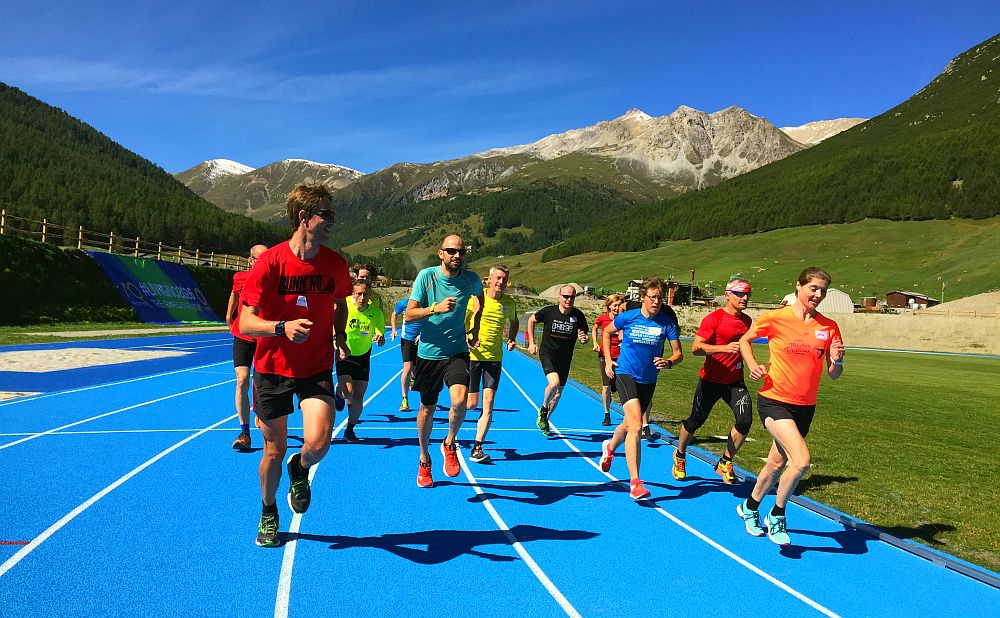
599,439,615,472
629,478,651,500
417,461,433,488
441,441,460,477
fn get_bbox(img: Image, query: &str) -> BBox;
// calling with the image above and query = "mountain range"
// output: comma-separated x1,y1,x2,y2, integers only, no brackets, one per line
177,106,856,225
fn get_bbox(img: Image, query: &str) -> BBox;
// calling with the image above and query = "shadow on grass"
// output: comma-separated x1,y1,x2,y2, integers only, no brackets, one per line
293,524,598,564
796,474,860,491
879,522,957,546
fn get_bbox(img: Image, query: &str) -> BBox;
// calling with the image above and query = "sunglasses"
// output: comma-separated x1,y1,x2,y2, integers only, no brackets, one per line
730,291,751,298
440,247,467,256
561,294,576,300
313,209,336,221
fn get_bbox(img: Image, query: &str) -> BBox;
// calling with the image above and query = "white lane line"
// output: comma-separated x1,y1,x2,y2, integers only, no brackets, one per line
0,361,229,407
503,367,842,618
274,369,402,618
458,448,582,618
0,379,234,451
0,413,235,578
473,477,613,485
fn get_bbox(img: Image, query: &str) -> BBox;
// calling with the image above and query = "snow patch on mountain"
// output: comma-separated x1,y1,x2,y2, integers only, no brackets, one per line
203,159,253,181
780,118,866,145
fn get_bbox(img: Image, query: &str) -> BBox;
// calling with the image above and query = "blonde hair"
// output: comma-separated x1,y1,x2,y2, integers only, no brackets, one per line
604,294,624,311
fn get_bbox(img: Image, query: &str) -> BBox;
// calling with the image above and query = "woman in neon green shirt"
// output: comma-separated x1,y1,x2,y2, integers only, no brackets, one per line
338,279,386,443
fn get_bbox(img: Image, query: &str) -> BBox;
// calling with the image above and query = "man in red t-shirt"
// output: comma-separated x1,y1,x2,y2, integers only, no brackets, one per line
227,243,269,451
239,184,352,548
672,278,754,485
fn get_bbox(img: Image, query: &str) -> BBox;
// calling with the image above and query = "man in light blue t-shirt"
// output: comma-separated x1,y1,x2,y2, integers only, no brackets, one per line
405,234,484,488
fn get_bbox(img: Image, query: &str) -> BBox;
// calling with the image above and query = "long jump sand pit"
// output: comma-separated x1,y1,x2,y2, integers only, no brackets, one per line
0,348,190,373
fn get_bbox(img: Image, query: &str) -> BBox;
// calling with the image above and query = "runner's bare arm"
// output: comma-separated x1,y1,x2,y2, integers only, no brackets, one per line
239,304,311,343
225,291,239,327
739,326,766,379
525,314,538,354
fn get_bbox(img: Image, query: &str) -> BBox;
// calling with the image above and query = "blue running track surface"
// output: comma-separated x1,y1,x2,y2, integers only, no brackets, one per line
0,333,997,617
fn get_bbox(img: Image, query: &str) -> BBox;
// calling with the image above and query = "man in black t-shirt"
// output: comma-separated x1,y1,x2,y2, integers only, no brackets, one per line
525,285,589,436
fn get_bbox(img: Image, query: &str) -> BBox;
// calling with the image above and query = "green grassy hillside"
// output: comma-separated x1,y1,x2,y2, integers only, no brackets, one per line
543,34,1000,261
0,83,284,254
471,217,1000,301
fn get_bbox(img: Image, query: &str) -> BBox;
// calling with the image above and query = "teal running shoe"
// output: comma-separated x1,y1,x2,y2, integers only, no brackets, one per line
765,511,791,546
737,500,765,537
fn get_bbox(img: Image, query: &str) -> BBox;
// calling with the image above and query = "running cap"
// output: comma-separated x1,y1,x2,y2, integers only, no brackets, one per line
725,281,751,295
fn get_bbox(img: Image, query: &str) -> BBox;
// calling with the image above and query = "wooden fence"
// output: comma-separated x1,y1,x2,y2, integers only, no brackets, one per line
0,209,248,270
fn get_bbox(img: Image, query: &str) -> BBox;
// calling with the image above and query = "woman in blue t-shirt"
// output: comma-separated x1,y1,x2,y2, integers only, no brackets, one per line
598,277,683,500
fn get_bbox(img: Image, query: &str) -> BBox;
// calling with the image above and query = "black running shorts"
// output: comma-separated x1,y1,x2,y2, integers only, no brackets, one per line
252,370,336,421
539,352,571,385
232,337,257,368
757,394,816,437
469,361,502,394
615,374,657,412
400,338,418,363
413,353,471,406
684,379,753,435
336,349,372,381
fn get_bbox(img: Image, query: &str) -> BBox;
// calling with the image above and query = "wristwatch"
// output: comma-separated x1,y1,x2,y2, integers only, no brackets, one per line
274,320,286,337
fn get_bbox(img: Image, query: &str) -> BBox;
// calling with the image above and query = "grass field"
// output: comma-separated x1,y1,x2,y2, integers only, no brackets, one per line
563,341,1000,572
467,217,1000,302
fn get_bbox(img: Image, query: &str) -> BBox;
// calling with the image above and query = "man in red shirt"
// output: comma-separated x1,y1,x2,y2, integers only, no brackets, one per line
239,184,352,548
226,243,269,451
672,278,754,484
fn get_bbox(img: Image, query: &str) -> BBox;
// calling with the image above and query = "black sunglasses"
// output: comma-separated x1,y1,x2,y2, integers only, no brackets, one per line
730,291,751,298
441,247,467,256
561,294,576,300
313,209,336,221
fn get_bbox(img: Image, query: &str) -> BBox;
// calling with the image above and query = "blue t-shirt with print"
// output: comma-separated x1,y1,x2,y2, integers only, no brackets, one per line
409,266,483,360
394,298,423,341
613,308,679,384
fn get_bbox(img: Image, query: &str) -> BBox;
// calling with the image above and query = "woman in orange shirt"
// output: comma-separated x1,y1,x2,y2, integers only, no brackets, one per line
735,267,845,546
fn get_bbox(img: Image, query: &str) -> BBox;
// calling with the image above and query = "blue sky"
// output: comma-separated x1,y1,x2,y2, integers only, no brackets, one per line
2,1,998,174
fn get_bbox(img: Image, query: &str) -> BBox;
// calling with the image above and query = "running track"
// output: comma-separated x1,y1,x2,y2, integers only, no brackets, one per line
0,333,997,617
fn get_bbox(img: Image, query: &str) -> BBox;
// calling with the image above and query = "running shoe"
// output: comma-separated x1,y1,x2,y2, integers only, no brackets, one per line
399,397,409,412
601,414,612,427
232,432,252,451
256,512,280,547
671,449,687,480
441,441,461,477
536,408,551,436
469,445,491,464
641,426,654,441
334,392,346,412
286,453,311,514
343,426,360,443
629,478,651,500
599,439,615,472
715,459,738,484
737,500,765,537
417,460,433,488
765,511,791,546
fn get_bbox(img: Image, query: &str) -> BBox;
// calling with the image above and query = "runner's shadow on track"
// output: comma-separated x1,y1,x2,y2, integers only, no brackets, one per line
557,432,611,444
334,436,420,449
468,481,625,506
637,479,744,504
493,447,607,463
365,413,414,424
294,525,598,564
776,527,872,558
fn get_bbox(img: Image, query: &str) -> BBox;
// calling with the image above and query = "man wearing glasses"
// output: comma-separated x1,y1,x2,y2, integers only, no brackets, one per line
672,277,754,484
406,235,484,488
239,184,352,547
526,285,589,436
226,243,269,451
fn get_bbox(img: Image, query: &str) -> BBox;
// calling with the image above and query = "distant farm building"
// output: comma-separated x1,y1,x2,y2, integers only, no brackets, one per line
625,280,711,305
885,290,941,309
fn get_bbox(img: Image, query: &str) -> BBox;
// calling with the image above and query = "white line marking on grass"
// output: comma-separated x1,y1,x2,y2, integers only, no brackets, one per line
274,369,401,618
0,361,229,407
458,449,582,618
0,414,236,579
0,379,234,451
503,367,843,618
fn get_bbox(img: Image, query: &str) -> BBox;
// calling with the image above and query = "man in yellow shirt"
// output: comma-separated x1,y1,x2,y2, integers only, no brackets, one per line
338,279,386,443
465,265,519,463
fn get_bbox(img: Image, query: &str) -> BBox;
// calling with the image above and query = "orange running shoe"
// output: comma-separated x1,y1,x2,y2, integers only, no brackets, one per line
671,449,687,480
441,441,460,477
417,461,433,488
715,459,738,484
629,478,651,500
